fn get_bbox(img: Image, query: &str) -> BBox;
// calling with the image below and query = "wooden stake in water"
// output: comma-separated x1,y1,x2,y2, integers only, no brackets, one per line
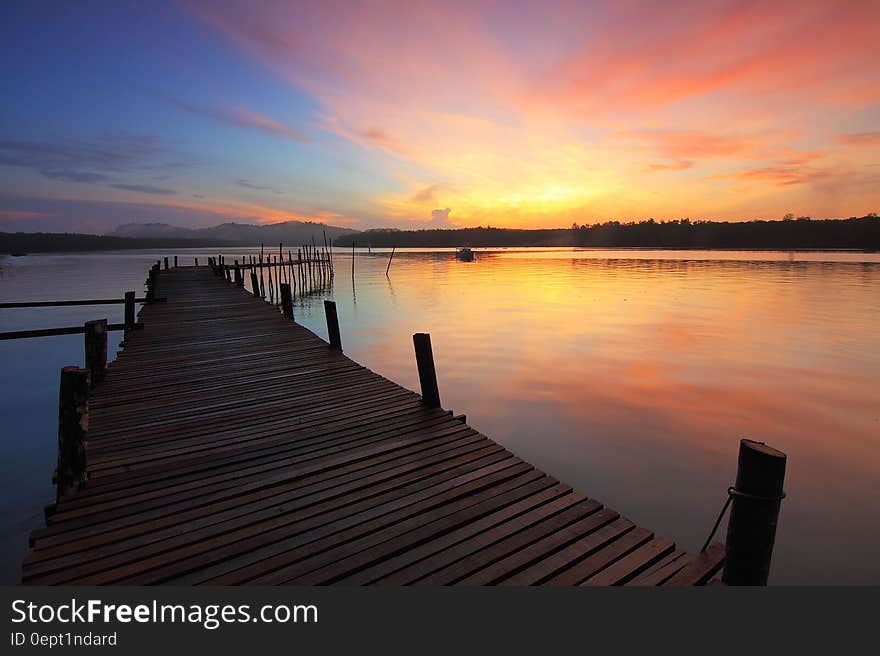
386,246,396,277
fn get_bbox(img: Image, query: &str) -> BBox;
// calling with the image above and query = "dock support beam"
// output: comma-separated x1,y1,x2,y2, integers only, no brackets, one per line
84,319,107,386
324,300,341,350
55,366,89,502
123,291,136,335
722,439,787,585
413,333,441,408
280,283,294,320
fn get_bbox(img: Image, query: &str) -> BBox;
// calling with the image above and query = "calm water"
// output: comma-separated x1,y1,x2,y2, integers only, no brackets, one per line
1,248,878,584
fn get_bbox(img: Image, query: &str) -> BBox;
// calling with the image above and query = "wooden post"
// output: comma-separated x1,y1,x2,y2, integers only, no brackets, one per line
124,291,136,334
84,319,108,386
55,366,89,502
164,257,169,270
324,300,342,350
174,255,178,267
722,439,787,586
146,267,155,301
280,283,294,320
195,257,199,266
386,246,396,277
234,260,244,287
412,333,441,408
250,271,260,298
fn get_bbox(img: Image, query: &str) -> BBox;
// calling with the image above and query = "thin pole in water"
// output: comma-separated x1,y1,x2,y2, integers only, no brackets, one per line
386,246,396,277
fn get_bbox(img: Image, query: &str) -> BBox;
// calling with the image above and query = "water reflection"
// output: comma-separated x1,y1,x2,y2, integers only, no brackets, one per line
1,248,879,584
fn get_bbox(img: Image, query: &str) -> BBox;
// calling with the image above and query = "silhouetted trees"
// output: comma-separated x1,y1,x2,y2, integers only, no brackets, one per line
333,215,880,250
0,232,225,253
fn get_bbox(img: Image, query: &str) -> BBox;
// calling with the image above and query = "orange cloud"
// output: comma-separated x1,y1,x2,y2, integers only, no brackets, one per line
838,132,880,146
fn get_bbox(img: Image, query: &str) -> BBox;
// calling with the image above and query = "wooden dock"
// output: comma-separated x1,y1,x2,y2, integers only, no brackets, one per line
21,265,725,585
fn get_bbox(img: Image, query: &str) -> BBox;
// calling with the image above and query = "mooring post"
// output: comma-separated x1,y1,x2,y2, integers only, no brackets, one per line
84,319,108,386
412,333,441,408
123,291,136,335
324,300,342,350
174,255,178,268
195,257,199,266
146,267,155,302
55,366,89,502
164,257,169,270
234,260,244,287
722,439,787,585
280,283,294,320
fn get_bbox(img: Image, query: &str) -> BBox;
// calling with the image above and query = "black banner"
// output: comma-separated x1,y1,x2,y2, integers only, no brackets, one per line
1,586,873,654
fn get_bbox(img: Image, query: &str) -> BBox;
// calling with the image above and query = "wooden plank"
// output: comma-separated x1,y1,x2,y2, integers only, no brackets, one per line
581,537,675,586
664,543,725,586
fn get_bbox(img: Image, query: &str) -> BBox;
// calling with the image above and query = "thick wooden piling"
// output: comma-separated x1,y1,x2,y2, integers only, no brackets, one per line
324,300,342,350
280,283,293,320
722,439,787,585
55,366,89,502
413,332,441,408
164,257,169,270
123,291,136,334
174,255,178,267
83,319,107,386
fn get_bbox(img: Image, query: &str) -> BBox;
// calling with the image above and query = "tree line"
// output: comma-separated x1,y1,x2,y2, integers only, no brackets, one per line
333,215,879,250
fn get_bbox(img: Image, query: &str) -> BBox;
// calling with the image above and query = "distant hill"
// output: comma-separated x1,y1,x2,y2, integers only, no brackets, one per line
109,220,358,246
334,215,880,250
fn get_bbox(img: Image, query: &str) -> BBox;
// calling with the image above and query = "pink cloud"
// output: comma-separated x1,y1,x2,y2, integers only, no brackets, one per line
174,98,310,142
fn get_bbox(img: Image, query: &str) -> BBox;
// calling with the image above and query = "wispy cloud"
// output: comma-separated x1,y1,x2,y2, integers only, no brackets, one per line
235,179,284,194
838,131,880,146
619,129,755,160
110,183,177,195
174,99,310,143
713,164,833,187
645,160,695,172
0,134,168,184
410,184,448,204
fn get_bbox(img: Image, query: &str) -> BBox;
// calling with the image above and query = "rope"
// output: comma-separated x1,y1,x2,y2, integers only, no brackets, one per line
700,486,786,553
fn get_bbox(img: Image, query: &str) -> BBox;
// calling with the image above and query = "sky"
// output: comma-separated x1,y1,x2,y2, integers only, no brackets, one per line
1,0,878,233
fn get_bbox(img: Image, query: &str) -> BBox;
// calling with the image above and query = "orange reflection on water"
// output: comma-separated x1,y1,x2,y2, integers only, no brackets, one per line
292,249,880,584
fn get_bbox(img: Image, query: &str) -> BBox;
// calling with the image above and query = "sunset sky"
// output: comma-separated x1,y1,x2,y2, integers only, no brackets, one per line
1,0,878,233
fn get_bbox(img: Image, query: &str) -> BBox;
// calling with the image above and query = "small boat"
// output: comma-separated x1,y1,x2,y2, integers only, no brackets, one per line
455,247,474,262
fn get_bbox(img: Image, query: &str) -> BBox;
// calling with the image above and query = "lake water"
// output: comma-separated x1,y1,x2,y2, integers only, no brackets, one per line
1,247,878,584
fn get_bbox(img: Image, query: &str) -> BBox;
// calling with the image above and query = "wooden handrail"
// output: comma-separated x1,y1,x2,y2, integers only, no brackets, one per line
0,322,142,340
0,298,149,308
